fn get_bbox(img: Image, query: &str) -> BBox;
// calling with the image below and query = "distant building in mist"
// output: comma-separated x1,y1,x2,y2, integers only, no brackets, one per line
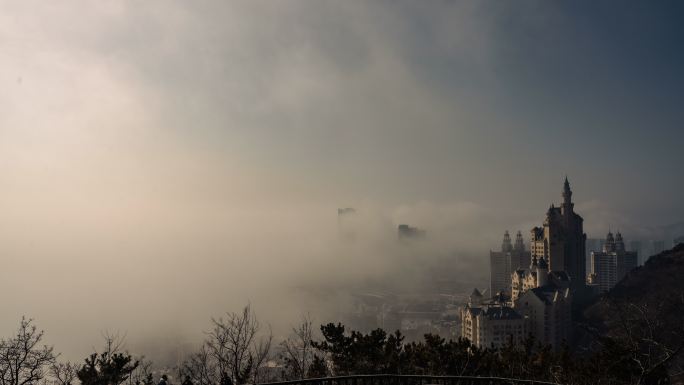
338,207,356,216
588,231,638,294
337,207,357,240
397,224,426,240
489,231,530,295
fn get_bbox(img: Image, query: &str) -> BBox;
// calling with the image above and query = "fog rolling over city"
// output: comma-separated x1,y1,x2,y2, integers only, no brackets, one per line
1,0,683,369
0,198,495,363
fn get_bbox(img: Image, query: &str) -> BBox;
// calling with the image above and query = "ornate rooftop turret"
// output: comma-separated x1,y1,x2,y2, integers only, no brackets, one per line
502,231,513,252
563,176,572,205
604,230,616,252
514,230,525,251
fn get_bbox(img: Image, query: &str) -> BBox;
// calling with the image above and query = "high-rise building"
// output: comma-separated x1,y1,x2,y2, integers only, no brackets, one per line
530,178,587,289
468,178,581,350
490,231,531,295
397,224,426,240
589,231,638,294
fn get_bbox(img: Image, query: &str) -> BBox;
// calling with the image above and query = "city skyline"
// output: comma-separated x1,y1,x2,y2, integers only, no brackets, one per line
1,0,683,369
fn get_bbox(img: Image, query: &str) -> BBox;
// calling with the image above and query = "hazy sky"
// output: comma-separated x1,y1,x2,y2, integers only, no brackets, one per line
0,0,683,362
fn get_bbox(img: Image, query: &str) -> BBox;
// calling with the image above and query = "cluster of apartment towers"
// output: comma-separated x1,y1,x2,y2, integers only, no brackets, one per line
461,178,638,350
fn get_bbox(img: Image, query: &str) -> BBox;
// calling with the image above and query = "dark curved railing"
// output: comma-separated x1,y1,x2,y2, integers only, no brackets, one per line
259,374,559,385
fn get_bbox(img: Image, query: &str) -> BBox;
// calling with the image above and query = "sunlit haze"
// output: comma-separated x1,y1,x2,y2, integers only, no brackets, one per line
1,1,683,369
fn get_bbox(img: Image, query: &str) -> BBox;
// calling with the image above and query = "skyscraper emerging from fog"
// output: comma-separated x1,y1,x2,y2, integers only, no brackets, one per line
530,178,587,289
397,224,426,240
490,230,531,295
589,231,638,293
337,207,357,240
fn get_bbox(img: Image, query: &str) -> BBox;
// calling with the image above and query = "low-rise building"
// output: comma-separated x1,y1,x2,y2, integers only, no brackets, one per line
514,285,572,350
461,293,525,349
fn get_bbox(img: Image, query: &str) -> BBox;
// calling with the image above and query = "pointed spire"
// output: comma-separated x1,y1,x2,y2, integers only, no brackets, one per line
562,176,572,205
604,229,616,252
514,230,525,251
502,230,513,252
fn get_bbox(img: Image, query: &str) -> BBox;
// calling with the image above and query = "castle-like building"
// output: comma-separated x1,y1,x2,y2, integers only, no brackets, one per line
511,256,572,349
464,178,583,350
461,290,525,349
530,177,587,289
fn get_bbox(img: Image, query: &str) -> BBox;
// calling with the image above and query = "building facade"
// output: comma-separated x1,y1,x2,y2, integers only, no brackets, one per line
589,231,638,294
530,178,587,289
490,231,531,295
514,285,572,350
465,254,572,351
461,294,525,349
510,254,572,349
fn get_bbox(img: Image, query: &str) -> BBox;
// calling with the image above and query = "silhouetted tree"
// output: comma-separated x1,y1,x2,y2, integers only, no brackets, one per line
77,334,139,385
127,357,153,385
311,323,354,376
280,315,316,380
50,362,79,385
306,356,327,379
180,345,217,385
182,304,272,385
219,372,232,385
0,318,56,385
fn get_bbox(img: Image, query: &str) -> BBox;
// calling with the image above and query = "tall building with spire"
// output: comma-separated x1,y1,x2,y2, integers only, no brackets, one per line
530,178,587,289
490,230,531,295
